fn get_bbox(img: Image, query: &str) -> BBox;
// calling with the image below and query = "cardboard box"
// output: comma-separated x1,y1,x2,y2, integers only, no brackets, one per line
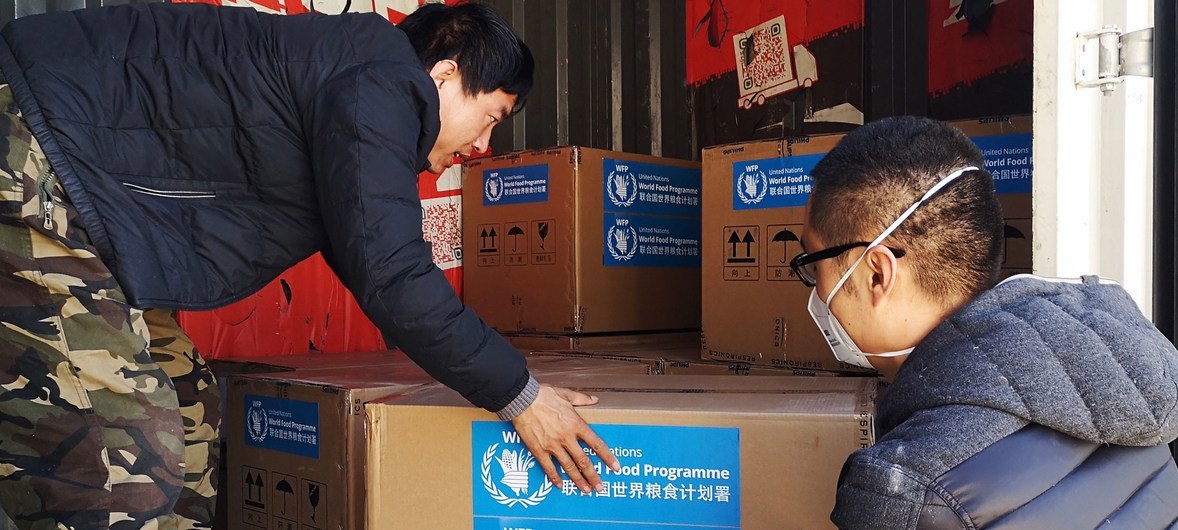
211,350,418,530
701,135,868,372
506,331,699,354
657,346,846,377
365,374,877,530
949,116,1033,276
700,118,1032,370
527,351,660,376
222,353,667,529
463,147,702,334
224,363,433,530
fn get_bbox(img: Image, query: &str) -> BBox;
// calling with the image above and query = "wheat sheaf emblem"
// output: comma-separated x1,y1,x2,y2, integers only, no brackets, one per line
481,443,552,508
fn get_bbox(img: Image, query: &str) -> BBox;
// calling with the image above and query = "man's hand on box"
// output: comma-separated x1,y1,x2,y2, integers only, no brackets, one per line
511,384,621,493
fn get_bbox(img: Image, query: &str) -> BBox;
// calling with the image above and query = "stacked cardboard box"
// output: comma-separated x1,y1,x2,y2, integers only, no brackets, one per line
220,352,661,529
366,373,877,529
462,147,702,347
701,134,864,372
699,117,1032,371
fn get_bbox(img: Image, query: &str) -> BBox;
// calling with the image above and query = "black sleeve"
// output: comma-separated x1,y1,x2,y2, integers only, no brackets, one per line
307,62,530,412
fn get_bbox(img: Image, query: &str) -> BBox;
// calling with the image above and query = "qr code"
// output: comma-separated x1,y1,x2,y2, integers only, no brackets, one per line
421,198,462,270
744,24,789,90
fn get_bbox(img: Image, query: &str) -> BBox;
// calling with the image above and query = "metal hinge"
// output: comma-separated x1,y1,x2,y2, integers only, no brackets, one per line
1075,25,1153,95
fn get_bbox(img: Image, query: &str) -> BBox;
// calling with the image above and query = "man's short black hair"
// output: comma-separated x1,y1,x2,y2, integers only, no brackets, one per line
808,116,1005,301
399,2,533,112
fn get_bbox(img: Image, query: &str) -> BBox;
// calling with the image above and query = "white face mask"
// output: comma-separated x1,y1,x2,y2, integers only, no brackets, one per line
807,166,979,369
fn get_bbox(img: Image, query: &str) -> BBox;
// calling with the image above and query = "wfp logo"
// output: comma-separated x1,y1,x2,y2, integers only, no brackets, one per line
736,166,768,205
485,173,505,202
606,219,640,261
246,402,268,443
606,165,638,208
481,432,552,508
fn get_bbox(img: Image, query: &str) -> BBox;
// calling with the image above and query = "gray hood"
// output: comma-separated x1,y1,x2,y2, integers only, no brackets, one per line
880,275,1178,447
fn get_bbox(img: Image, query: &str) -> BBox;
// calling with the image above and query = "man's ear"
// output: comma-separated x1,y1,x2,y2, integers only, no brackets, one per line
865,246,900,308
429,59,459,88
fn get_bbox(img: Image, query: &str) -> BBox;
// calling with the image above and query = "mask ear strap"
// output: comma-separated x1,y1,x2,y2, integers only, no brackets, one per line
822,166,978,306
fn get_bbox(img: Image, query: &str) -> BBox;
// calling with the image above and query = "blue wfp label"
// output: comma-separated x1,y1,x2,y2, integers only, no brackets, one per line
602,214,700,268
483,164,549,206
243,395,320,459
732,153,824,210
602,158,701,217
972,133,1032,195
472,422,740,530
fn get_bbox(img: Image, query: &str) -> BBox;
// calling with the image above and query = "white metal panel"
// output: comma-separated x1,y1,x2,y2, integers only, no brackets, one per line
1033,0,1155,315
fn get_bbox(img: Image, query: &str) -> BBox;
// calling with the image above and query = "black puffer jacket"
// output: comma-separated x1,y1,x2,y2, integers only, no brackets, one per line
0,3,531,413
833,276,1178,529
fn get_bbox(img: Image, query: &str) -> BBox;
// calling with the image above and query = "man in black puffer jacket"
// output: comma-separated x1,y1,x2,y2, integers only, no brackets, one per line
789,116,1178,528
0,3,619,528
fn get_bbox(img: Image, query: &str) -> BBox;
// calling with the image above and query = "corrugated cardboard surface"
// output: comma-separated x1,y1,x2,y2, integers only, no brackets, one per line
701,117,1032,371
657,345,850,377
224,364,432,530
949,116,1033,277
463,147,701,334
701,135,869,372
506,331,700,354
366,375,876,530
221,353,674,529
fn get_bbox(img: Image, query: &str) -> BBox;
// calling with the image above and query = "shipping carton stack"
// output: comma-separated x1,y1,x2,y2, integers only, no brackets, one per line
220,352,664,529
699,117,1032,372
462,147,703,348
366,373,877,530
700,134,868,373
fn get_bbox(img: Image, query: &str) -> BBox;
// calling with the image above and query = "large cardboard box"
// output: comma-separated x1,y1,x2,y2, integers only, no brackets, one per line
949,116,1033,276
222,354,664,529
224,363,432,530
463,147,702,334
366,374,876,530
701,135,866,372
211,350,417,530
700,118,1033,371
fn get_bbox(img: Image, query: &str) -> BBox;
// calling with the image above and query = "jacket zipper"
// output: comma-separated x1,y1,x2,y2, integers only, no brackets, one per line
122,182,216,199
38,167,56,230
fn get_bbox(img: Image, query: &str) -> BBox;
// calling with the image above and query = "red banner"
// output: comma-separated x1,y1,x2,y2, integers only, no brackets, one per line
927,0,1033,97
686,0,863,86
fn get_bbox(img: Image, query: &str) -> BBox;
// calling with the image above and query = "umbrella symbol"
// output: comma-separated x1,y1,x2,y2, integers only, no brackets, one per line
772,228,799,263
538,222,550,250
276,479,294,515
508,225,525,252
1002,223,1026,264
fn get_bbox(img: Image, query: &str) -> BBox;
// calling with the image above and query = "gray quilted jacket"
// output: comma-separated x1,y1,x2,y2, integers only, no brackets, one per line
833,275,1178,529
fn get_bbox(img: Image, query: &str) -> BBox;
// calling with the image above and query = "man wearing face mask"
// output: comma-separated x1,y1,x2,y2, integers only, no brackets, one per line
790,116,1178,529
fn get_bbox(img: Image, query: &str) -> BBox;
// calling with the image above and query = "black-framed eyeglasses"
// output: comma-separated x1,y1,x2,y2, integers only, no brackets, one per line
788,242,907,287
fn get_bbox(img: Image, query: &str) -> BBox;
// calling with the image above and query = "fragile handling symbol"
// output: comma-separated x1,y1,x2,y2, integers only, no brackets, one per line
538,222,549,250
